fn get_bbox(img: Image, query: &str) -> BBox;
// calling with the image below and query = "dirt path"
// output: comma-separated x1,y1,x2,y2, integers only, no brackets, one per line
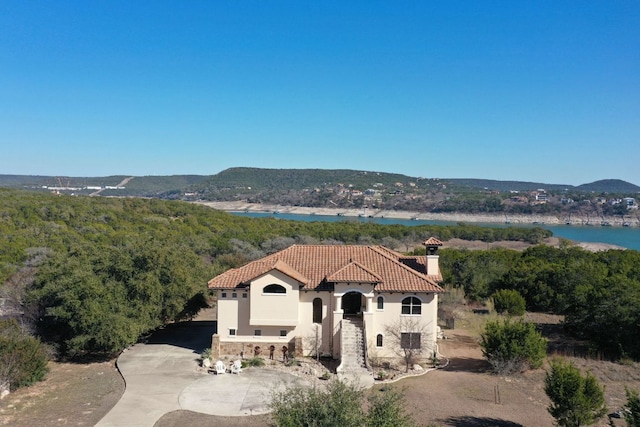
0,361,123,427
90,176,135,196
396,329,553,427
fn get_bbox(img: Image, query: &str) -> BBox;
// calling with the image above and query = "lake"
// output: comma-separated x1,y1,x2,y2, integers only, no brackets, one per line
232,212,640,251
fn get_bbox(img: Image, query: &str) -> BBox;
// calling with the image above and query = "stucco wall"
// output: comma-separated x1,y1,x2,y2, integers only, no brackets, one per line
367,292,438,359
250,270,299,326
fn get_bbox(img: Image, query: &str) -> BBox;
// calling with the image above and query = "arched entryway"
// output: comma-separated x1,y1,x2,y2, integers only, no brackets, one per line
342,291,363,317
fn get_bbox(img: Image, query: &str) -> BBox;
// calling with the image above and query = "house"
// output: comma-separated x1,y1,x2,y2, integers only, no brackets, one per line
207,239,444,368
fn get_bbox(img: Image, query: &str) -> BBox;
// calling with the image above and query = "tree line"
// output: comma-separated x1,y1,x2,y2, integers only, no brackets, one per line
439,244,640,360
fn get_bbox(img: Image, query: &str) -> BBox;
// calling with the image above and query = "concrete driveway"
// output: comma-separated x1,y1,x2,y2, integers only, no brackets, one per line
95,321,308,427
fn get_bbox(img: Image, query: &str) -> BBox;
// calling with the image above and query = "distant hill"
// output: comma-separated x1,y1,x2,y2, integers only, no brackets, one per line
191,167,419,192
447,178,640,193
575,179,640,193
0,174,209,197
0,169,638,198
444,179,573,192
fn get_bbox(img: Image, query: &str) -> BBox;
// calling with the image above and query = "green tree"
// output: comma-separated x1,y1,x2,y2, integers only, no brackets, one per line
544,359,606,427
367,387,415,427
492,289,526,316
625,387,640,427
269,380,416,427
0,318,49,390
480,318,547,375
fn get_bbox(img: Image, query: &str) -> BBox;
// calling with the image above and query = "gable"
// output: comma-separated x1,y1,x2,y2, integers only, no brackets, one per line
326,261,382,284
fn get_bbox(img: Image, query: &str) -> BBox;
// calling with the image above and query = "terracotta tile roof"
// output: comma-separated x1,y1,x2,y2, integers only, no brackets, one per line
326,261,382,284
423,237,443,246
208,244,444,293
252,259,309,286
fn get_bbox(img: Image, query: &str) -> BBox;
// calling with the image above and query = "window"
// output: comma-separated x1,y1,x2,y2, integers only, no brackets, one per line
376,296,384,310
229,328,236,336
312,298,322,324
401,332,421,349
232,292,237,299
221,292,227,299
401,296,422,315
263,284,286,294
280,330,287,337
376,334,383,347
242,293,248,298
254,329,262,336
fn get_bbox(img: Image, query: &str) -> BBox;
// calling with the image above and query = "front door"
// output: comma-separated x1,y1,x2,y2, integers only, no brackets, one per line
342,292,361,316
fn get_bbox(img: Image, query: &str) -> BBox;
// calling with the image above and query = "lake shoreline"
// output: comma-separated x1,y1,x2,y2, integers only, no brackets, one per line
196,201,640,228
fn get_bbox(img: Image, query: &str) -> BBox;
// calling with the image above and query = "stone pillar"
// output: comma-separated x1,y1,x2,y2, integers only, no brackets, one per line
211,334,221,359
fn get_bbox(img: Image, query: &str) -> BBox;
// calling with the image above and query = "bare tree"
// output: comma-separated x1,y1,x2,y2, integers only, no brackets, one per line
302,324,322,361
384,317,432,372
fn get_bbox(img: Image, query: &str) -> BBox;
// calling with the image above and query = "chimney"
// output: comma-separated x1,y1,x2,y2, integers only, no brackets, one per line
422,237,443,276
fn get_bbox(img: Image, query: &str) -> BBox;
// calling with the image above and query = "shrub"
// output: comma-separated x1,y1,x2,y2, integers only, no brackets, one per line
270,380,416,427
492,289,526,316
480,318,546,375
201,347,212,361
0,319,49,390
544,358,607,427
243,356,265,367
367,387,416,427
625,387,640,427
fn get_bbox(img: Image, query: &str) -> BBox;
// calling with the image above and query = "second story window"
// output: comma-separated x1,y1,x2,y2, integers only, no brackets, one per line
401,296,422,315
263,284,286,294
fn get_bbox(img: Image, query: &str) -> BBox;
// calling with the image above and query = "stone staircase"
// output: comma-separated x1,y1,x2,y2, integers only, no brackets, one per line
337,318,373,388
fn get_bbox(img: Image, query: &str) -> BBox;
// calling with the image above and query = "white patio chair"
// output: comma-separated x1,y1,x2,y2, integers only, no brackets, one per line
215,360,227,375
230,360,243,374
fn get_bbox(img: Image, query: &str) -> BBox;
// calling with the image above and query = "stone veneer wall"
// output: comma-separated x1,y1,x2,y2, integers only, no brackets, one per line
211,334,303,360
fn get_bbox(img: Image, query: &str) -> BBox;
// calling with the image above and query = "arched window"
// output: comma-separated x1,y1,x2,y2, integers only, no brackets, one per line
401,296,422,315
313,298,322,324
376,334,383,347
376,296,384,310
263,284,286,294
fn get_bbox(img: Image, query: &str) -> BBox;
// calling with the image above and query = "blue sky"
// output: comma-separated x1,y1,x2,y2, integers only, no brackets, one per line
1,1,638,186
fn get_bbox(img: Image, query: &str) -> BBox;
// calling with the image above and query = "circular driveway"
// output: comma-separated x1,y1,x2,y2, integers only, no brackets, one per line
96,321,311,427
179,368,309,417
